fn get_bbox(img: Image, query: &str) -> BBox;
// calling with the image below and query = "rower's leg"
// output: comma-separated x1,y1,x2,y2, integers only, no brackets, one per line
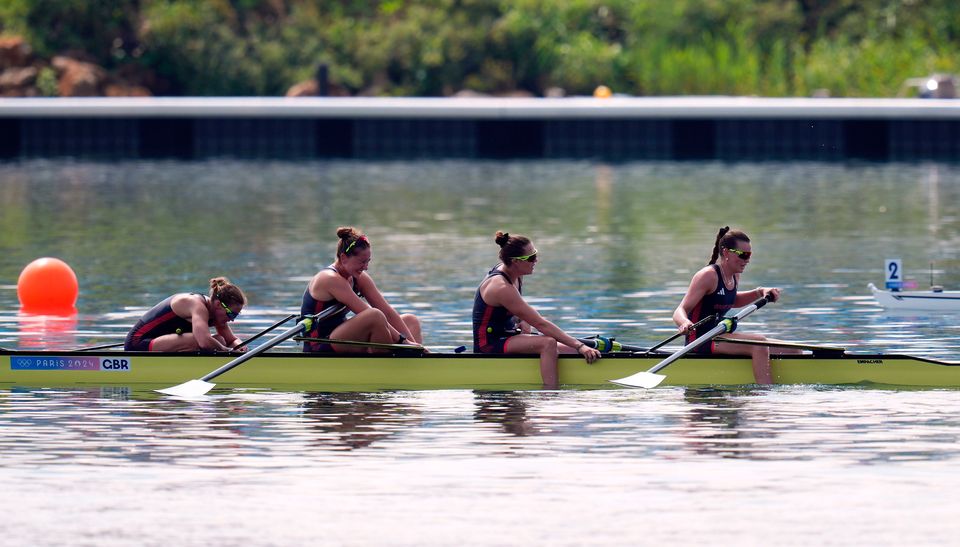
750,345,772,385
400,313,422,344
329,308,393,353
714,333,773,385
149,333,201,352
502,335,560,389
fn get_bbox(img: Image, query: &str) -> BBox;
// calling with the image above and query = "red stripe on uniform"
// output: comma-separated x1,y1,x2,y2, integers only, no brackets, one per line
477,304,494,350
686,302,703,343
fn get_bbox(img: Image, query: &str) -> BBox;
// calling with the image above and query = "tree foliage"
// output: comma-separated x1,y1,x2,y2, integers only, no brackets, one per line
0,0,956,97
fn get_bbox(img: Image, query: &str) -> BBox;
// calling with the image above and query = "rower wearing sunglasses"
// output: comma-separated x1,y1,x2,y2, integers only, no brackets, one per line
124,276,246,352
300,226,423,353
473,231,602,389
673,226,799,384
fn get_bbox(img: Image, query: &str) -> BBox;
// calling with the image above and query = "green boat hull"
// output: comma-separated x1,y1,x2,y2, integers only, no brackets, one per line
2,349,960,390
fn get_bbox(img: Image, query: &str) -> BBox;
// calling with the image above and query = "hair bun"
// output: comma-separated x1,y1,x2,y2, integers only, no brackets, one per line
337,226,356,239
494,231,510,247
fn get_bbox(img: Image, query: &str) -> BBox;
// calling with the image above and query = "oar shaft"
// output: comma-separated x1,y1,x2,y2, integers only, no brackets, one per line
647,322,729,374
236,314,296,348
645,314,716,355
295,336,425,352
200,321,307,382
75,342,125,352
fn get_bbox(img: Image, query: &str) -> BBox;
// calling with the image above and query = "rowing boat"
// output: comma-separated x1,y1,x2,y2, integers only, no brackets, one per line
868,282,960,312
2,346,959,390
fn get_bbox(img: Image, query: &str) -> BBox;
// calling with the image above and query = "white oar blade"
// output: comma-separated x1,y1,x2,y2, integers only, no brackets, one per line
610,372,666,389
155,379,216,397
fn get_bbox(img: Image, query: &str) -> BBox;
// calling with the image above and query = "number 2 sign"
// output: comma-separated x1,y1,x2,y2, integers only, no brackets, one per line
885,258,903,290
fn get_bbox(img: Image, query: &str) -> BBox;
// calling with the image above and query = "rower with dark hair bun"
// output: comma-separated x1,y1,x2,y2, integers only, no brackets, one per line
673,226,800,384
300,226,422,353
472,231,601,388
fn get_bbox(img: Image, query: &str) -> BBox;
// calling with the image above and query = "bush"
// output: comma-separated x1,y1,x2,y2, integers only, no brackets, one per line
0,0,957,97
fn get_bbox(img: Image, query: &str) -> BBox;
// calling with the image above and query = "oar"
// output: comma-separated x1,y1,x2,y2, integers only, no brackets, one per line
579,336,625,352
610,295,771,389
294,336,426,352
640,314,717,355
713,337,845,354
156,306,345,397
577,315,716,355
578,337,646,353
75,342,125,352
230,313,297,350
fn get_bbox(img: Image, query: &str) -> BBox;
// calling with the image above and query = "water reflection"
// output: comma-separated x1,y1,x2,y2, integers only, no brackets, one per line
15,312,78,349
473,391,538,436
680,387,753,459
299,392,420,450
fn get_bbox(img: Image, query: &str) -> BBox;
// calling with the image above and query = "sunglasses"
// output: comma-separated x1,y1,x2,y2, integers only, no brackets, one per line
512,250,538,263
219,300,239,321
726,248,752,260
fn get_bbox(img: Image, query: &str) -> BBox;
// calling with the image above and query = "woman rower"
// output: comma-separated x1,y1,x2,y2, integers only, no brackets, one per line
673,226,799,384
473,231,601,389
124,277,246,352
300,226,422,353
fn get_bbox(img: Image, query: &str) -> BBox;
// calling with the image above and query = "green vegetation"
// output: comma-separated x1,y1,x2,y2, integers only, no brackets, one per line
0,0,956,97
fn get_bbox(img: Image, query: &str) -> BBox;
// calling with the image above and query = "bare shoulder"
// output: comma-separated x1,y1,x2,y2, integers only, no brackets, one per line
687,265,720,294
692,264,719,282
170,293,205,317
171,292,203,306
314,268,341,283
480,273,516,305
310,268,344,291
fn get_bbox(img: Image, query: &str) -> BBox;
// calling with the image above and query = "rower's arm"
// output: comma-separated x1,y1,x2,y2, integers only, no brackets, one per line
494,283,582,350
214,322,240,348
178,297,229,351
674,268,714,332
734,286,780,306
324,273,371,315
357,273,415,343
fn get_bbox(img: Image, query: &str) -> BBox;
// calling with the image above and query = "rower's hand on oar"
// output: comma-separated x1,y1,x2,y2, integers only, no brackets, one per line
677,319,694,334
578,343,602,364
758,287,781,302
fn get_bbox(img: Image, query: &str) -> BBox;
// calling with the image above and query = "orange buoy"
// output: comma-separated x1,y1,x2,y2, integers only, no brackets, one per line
17,257,79,314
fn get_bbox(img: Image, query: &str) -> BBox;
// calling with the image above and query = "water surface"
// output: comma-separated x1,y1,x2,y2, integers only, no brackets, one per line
2,160,960,545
